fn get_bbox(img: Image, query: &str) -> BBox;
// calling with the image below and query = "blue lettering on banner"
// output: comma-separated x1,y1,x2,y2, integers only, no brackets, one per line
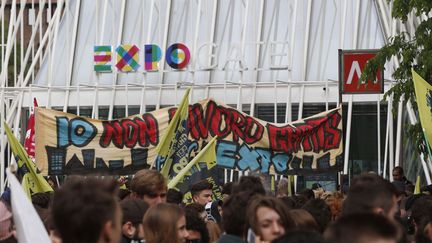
255,148,272,173
56,117,97,148
272,153,290,174
216,141,237,168
237,143,260,171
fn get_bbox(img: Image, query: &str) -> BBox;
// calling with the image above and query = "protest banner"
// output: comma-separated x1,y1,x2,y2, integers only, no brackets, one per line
35,99,343,176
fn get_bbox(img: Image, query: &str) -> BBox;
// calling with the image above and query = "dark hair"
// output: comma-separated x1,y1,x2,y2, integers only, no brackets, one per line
191,180,213,197
130,169,167,197
118,189,131,200
31,192,52,209
393,166,404,175
324,213,402,243
231,176,265,196
247,196,295,237
185,203,205,214
291,195,309,209
342,173,398,217
279,196,296,209
411,195,432,227
120,199,149,225
272,230,327,243
222,191,254,237
166,188,184,205
185,208,210,243
222,182,234,195
298,188,315,200
302,199,332,233
52,176,119,243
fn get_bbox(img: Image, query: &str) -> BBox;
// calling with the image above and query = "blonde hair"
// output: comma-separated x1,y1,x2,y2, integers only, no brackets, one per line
143,203,184,243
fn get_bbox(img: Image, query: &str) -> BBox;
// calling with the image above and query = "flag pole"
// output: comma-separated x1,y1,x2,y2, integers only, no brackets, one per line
168,136,217,188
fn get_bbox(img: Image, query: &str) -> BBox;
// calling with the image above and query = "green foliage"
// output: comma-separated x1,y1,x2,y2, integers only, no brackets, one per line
360,0,432,154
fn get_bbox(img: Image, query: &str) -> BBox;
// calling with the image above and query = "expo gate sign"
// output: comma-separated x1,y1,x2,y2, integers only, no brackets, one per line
338,49,384,94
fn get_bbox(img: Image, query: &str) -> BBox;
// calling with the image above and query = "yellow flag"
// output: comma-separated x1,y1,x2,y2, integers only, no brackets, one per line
168,136,218,188
412,69,432,148
414,175,421,195
154,88,191,178
4,123,53,197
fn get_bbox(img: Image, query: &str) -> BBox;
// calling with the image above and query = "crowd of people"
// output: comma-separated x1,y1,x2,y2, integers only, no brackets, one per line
1,166,432,243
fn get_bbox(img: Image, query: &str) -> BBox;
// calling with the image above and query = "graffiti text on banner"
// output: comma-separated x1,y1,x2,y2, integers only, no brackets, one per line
35,99,343,176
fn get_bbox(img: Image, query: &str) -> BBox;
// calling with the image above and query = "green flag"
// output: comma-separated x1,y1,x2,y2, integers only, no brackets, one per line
412,69,432,150
154,89,191,179
4,123,53,197
168,136,218,189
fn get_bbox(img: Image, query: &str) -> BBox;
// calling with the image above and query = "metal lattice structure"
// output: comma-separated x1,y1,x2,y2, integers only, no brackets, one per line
1,0,430,192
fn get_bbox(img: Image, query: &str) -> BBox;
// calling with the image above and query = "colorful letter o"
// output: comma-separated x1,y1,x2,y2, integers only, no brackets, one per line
165,43,191,69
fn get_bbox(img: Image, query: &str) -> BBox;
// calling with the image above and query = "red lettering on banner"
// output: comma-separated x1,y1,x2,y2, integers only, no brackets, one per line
100,114,158,148
188,103,214,140
230,109,246,142
211,105,232,138
121,120,139,148
135,114,159,146
244,116,264,144
266,125,298,154
324,111,342,150
267,111,342,153
100,121,123,148
185,100,264,143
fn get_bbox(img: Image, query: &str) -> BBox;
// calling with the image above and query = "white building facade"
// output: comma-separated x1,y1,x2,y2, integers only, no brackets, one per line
0,0,428,191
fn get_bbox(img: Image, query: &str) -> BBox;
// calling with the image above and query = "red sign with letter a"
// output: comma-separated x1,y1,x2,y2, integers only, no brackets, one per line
339,49,384,94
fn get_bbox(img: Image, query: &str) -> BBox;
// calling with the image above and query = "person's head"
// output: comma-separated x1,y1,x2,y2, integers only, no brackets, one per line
143,203,188,243
272,230,327,243
221,191,255,238
206,221,222,243
321,191,344,221
52,176,122,243
392,166,404,181
185,203,207,222
31,192,52,209
232,176,266,196
118,189,131,200
167,188,184,205
120,199,149,241
324,213,402,243
298,188,315,200
342,173,399,219
290,195,308,209
247,196,295,242
130,169,167,206
206,200,223,223
221,182,234,199
411,195,432,236
191,180,213,206
289,209,320,232
277,178,288,198
302,198,332,233
184,208,210,243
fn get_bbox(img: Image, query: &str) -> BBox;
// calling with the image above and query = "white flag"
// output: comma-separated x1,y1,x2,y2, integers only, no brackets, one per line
6,169,50,243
